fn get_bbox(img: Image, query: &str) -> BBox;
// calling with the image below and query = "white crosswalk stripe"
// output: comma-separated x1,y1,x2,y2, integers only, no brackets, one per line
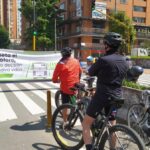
0,88,17,122
6,83,45,115
0,82,59,123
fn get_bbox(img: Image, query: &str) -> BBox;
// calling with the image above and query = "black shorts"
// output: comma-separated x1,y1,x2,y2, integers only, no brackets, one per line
61,91,74,104
86,93,117,121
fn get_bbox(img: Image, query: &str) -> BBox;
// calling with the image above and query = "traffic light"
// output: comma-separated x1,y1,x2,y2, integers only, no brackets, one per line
33,31,37,36
92,0,96,10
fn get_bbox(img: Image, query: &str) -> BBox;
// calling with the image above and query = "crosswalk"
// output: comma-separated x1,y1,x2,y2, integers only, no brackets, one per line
0,73,149,123
0,81,59,123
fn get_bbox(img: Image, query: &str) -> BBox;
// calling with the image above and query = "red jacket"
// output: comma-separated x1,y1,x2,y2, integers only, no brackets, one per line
52,57,82,94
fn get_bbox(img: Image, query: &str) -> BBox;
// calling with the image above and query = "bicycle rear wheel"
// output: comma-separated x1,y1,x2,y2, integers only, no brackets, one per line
55,90,62,108
99,124,145,150
127,103,150,145
52,104,84,150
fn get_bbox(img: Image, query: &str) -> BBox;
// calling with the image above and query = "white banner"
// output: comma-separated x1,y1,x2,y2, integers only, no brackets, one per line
92,2,106,19
0,49,61,81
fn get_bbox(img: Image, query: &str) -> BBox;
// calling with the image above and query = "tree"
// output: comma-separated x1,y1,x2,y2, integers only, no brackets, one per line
108,12,136,54
0,25,10,48
20,0,60,50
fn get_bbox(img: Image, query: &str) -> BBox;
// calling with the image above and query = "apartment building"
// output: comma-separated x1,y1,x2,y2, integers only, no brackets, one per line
0,0,4,25
0,0,22,43
57,0,150,59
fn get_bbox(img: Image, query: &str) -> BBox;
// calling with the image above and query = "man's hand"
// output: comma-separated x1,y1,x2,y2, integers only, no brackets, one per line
52,79,60,83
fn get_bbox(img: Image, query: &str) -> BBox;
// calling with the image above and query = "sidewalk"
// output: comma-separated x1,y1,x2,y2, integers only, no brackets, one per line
144,69,150,74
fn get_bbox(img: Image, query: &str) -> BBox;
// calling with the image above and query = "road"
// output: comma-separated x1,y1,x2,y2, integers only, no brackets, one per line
0,73,149,150
0,81,60,150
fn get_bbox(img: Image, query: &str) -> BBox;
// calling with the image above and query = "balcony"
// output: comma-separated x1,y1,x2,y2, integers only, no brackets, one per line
73,43,105,50
57,27,106,39
136,32,150,39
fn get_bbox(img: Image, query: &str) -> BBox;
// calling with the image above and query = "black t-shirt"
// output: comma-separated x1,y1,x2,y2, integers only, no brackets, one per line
88,53,129,97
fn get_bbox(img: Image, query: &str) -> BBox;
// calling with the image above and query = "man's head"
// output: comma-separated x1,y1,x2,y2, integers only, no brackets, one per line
103,32,123,53
61,47,72,58
86,56,94,65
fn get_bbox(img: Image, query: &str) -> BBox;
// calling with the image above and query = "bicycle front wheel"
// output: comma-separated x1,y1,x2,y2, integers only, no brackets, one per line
99,124,145,150
52,104,84,150
127,103,150,145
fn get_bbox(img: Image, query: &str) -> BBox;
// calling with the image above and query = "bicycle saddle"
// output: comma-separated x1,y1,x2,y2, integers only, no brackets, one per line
70,83,85,91
83,76,95,82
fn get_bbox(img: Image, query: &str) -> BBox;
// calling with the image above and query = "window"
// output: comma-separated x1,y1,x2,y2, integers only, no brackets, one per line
120,0,127,4
60,3,65,10
133,6,146,12
133,17,146,23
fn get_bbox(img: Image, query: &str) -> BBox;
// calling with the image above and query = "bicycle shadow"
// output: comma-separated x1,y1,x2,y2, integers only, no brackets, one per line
32,143,61,150
10,115,51,132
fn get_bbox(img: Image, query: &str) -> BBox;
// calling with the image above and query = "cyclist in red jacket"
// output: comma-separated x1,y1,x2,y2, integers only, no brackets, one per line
52,47,82,123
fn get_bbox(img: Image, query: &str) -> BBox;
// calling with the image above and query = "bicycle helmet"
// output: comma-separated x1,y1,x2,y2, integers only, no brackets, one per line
126,66,144,82
87,56,94,62
103,32,123,48
61,47,72,57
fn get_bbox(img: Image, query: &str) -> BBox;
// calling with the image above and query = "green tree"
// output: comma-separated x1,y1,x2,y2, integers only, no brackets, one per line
20,0,60,50
108,12,136,54
0,25,10,48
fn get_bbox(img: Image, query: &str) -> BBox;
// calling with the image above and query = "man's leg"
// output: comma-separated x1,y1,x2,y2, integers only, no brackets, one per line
110,120,117,149
61,92,70,123
82,114,95,150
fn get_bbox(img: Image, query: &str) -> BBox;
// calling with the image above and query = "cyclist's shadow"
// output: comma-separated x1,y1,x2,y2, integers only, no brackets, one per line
10,115,47,131
32,143,61,150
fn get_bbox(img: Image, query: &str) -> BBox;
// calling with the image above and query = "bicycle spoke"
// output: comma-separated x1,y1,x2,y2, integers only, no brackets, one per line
52,104,83,149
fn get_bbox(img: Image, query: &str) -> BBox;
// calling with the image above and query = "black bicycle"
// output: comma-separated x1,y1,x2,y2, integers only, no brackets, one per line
54,76,95,108
52,95,145,150
127,90,150,146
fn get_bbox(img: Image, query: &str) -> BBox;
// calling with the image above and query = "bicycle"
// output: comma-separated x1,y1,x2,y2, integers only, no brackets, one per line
54,76,96,108
52,93,145,150
127,90,150,146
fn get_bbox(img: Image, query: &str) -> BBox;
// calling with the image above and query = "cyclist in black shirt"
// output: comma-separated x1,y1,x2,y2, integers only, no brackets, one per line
82,32,129,150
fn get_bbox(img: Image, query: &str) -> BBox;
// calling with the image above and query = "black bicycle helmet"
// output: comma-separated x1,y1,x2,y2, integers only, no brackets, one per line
104,32,123,48
61,47,72,57
126,66,144,82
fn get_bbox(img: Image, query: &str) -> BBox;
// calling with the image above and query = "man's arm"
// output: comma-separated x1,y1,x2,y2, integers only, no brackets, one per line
88,59,103,76
52,63,61,83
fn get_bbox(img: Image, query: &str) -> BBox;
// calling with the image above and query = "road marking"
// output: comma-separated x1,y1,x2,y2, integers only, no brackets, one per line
34,82,51,89
20,83,47,101
19,82,58,110
6,84,45,115
0,88,17,122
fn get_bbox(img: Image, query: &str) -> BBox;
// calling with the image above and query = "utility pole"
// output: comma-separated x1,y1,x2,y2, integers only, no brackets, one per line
115,0,117,13
54,18,57,52
33,0,36,51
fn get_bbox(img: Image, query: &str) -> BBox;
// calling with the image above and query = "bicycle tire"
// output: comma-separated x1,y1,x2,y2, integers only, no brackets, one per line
52,104,84,150
55,90,62,108
99,124,145,150
127,103,150,146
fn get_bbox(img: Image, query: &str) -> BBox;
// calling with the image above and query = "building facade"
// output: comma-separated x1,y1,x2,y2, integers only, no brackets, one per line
0,0,4,25
0,0,22,44
57,0,150,59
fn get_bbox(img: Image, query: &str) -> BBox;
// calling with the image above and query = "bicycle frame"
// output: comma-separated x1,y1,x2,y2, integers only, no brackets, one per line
91,105,126,150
